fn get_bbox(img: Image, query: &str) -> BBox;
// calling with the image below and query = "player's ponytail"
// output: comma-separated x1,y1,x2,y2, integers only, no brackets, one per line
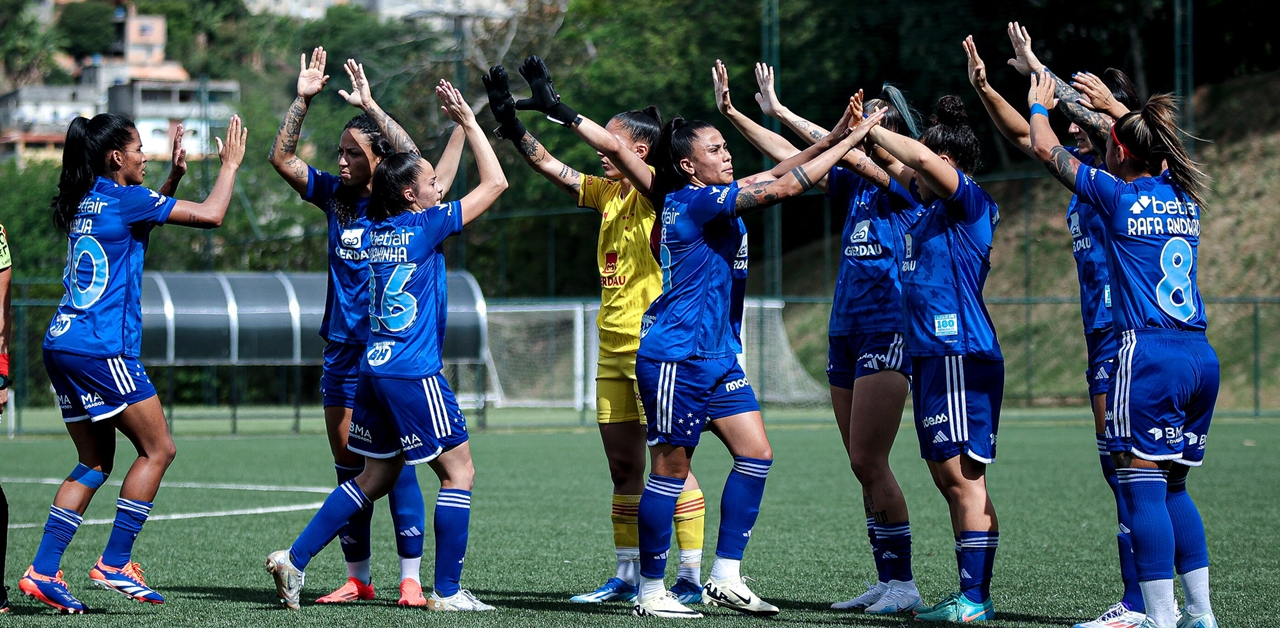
335,113,397,226
369,152,421,222
51,113,136,234
649,117,714,204
876,84,921,138
611,105,664,159
1103,68,1140,111
918,95,980,173
1112,94,1210,208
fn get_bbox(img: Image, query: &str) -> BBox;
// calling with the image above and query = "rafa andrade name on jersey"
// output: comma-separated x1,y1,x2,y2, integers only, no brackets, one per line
1126,216,1200,237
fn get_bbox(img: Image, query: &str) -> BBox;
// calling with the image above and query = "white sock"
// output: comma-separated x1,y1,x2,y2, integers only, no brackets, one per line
347,559,371,585
678,549,702,583
1180,567,1211,616
1139,579,1178,628
639,576,666,601
709,557,740,582
615,548,639,585
400,556,422,583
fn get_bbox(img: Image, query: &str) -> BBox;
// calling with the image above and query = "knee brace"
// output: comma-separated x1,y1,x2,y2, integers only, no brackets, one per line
68,463,109,489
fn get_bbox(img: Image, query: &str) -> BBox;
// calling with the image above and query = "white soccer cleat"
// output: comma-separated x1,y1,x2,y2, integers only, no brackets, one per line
701,576,779,617
265,550,305,610
427,589,495,611
1074,603,1147,628
832,581,887,610
865,579,922,614
633,590,703,618
1175,608,1218,628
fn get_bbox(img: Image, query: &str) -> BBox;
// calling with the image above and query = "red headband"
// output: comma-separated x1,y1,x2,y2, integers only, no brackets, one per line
1110,125,1135,161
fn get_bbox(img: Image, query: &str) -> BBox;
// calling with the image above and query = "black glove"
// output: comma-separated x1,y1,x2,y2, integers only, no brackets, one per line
482,65,526,141
514,55,579,126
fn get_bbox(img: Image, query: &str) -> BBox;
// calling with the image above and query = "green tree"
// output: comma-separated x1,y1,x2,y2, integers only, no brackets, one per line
57,0,117,59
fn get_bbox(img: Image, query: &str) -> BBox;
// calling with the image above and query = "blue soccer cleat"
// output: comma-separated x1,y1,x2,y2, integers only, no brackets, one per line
913,591,994,622
89,558,165,604
570,577,637,603
670,578,703,605
19,566,87,614
1176,608,1218,628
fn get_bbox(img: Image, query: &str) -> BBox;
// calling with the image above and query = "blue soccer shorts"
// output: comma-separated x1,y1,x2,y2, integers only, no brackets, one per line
321,341,363,409
1085,328,1118,397
637,354,760,448
1109,329,1218,466
827,332,911,389
347,372,469,465
912,354,1004,464
44,349,157,422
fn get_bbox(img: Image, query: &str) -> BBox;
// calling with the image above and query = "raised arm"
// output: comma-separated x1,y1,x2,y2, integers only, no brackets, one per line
483,65,581,199
734,109,884,215
157,123,187,197
268,47,327,195
168,115,248,228
433,124,466,199
1071,71,1131,120
439,81,507,225
965,35,1033,158
754,63,832,144
866,121,961,198
0,233,11,405
1028,71,1081,192
340,59,418,155
1006,22,1111,151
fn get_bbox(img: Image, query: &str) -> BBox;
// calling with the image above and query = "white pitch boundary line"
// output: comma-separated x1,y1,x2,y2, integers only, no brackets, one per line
3,476,331,530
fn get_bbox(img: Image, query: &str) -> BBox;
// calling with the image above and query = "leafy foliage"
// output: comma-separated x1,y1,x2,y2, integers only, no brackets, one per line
56,0,117,59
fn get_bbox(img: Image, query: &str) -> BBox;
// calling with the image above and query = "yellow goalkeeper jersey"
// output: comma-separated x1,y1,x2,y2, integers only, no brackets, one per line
0,223,10,271
579,174,662,354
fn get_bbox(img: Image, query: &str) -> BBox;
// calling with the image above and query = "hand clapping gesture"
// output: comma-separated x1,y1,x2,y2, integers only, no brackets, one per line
297,46,329,101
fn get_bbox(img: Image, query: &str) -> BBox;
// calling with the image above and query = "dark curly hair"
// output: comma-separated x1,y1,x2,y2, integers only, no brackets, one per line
919,95,980,174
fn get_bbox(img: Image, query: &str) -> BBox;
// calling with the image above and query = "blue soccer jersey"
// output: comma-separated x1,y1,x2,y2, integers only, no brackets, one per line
44,177,176,358
639,183,743,362
1074,167,1206,332
1065,147,1114,333
361,201,463,378
724,220,748,355
304,166,373,345
827,167,920,336
899,171,1002,359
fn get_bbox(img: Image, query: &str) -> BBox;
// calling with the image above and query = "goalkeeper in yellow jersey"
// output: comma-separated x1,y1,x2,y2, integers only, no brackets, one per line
484,57,706,604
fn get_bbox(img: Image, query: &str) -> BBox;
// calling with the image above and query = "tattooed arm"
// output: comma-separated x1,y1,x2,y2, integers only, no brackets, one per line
513,131,583,200
268,47,328,195
339,59,418,155
1028,70,1080,192
1044,68,1112,156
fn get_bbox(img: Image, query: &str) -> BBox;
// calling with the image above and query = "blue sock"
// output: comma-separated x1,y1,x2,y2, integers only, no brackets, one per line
101,498,152,568
32,506,82,576
957,531,998,603
334,464,372,565
1117,468,1174,582
1098,441,1144,612
874,521,913,582
389,464,426,559
638,474,684,579
290,480,371,571
1166,470,1209,574
715,457,772,560
433,489,471,597
866,517,887,582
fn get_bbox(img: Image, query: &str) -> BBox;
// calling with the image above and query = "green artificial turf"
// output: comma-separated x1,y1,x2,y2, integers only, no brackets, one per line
2,415,1277,627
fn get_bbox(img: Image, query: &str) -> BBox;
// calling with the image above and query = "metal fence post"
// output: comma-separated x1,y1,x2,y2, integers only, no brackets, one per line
1254,300,1261,417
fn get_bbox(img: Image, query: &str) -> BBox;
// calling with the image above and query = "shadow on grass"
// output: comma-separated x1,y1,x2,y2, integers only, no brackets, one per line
164,585,283,608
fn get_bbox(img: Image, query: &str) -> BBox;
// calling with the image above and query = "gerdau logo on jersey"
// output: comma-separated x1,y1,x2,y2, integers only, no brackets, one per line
845,220,883,258
734,233,748,271
901,234,916,272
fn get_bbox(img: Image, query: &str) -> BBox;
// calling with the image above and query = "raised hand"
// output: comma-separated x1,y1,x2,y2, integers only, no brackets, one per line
338,59,372,109
1071,71,1129,118
753,63,783,117
1006,22,1044,76
831,91,864,137
216,115,247,168
713,59,733,114
169,122,187,178
964,36,987,90
437,79,476,127
297,47,329,100
514,55,579,125
1028,70,1059,111
845,107,886,146
482,65,526,140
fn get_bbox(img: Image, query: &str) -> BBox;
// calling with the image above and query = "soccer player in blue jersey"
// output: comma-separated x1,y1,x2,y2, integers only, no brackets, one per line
864,95,1003,623
1028,68,1218,628
267,49,464,607
966,30,1147,627
715,62,926,614
266,80,506,612
629,91,885,618
19,113,246,613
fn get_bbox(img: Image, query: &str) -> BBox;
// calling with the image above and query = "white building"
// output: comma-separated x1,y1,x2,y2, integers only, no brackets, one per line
245,0,513,21
107,80,240,159
0,86,98,132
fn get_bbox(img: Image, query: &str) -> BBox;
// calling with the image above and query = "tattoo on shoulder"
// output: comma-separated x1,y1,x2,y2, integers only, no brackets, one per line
1046,146,1081,189
736,181,779,211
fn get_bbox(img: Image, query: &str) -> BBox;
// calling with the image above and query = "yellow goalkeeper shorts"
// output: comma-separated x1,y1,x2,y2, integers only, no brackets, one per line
596,348,645,424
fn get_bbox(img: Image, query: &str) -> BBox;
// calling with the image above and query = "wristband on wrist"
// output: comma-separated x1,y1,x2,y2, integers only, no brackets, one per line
1030,103,1050,119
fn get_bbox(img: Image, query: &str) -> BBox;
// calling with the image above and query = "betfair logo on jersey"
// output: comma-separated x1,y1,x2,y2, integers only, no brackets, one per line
340,228,365,249
400,434,423,450
603,251,618,275
366,341,396,367
921,413,949,427
77,197,107,214
349,422,372,443
48,314,76,337
80,392,104,409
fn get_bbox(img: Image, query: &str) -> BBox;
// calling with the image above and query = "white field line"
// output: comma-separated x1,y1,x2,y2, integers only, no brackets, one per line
3,476,330,530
